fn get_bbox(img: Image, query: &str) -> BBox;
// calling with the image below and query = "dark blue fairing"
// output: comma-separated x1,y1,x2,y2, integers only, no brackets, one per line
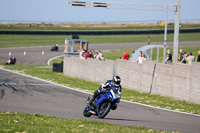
84,106,89,112
96,93,108,106
95,86,120,107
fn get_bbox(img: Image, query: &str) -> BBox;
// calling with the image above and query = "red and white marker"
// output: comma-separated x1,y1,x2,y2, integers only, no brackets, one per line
42,51,44,56
9,52,11,57
24,51,26,56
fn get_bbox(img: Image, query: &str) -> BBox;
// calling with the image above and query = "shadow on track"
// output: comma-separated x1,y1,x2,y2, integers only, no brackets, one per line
104,117,151,123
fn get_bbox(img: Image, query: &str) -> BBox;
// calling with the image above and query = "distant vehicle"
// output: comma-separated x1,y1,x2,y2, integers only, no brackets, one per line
5,57,16,65
51,44,59,51
83,86,120,119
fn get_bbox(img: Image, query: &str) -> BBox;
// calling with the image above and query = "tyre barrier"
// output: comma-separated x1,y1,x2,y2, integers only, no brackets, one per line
0,29,200,35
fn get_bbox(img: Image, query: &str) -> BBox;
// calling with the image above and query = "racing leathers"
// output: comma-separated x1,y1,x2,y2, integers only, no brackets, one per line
88,80,122,106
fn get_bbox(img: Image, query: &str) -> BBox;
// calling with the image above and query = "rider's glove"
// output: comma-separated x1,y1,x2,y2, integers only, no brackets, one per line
102,82,110,89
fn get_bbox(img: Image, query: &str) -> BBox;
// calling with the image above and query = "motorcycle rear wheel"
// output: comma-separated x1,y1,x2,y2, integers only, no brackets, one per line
98,102,112,119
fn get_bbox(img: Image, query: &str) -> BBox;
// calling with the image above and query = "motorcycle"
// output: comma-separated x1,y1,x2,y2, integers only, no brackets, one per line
83,86,121,119
51,46,58,51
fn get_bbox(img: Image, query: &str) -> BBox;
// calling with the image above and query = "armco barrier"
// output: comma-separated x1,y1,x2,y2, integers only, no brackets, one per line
63,57,200,104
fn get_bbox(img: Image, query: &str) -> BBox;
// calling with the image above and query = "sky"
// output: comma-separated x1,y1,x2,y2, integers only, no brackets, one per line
0,0,199,23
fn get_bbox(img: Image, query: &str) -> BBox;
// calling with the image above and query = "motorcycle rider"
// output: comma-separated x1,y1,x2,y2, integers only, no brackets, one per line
88,75,122,107
51,44,59,51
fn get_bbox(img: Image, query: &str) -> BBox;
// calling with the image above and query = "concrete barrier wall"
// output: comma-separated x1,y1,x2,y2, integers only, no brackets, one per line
190,63,200,103
152,63,200,104
116,59,156,93
63,57,114,84
117,60,200,104
63,57,200,104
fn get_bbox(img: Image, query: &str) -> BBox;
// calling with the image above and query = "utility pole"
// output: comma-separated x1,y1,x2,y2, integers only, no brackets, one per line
173,0,181,63
163,5,168,62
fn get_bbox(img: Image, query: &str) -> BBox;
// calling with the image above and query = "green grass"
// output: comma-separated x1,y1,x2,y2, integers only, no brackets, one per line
0,33,200,48
49,56,64,66
1,61,200,115
0,112,171,133
0,35,69,48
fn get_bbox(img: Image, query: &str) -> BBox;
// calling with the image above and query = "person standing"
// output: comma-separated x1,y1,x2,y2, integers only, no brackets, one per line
130,50,136,58
164,49,172,64
91,50,96,59
178,49,187,64
135,51,146,64
85,51,91,59
185,52,195,65
79,49,86,59
197,50,200,62
96,51,105,61
122,50,129,60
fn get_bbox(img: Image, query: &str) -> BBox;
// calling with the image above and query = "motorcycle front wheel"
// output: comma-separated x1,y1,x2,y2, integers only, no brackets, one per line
83,106,92,117
98,102,112,119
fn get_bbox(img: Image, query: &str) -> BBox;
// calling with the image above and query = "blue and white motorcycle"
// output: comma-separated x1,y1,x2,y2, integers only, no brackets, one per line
83,86,121,119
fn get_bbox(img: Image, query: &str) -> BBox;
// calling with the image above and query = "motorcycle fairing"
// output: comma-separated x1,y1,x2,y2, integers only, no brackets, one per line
95,93,108,106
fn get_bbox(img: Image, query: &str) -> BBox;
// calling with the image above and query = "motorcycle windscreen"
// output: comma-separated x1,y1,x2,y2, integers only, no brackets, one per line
110,87,121,102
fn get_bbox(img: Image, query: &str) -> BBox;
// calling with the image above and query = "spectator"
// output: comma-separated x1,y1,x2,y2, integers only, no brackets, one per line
5,57,16,65
91,50,96,59
96,51,105,61
85,51,91,59
132,50,136,54
79,49,86,59
197,50,200,62
130,50,136,58
135,51,146,64
93,51,98,59
122,50,129,60
185,52,195,65
164,49,172,64
178,49,187,64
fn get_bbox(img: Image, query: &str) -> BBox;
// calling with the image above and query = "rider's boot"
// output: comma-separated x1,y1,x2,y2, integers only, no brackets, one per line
88,90,100,106
88,96,95,106
96,105,100,115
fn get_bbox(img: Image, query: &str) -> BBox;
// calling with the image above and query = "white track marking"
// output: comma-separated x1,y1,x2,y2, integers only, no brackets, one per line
47,55,65,65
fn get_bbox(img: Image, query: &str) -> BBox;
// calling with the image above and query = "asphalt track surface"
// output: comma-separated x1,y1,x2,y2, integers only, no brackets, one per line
0,42,200,133
0,68,200,133
0,41,199,65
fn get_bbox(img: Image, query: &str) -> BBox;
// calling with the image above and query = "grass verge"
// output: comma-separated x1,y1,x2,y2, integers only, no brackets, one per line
0,61,200,115
0,33,200,48
0,112,172,133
